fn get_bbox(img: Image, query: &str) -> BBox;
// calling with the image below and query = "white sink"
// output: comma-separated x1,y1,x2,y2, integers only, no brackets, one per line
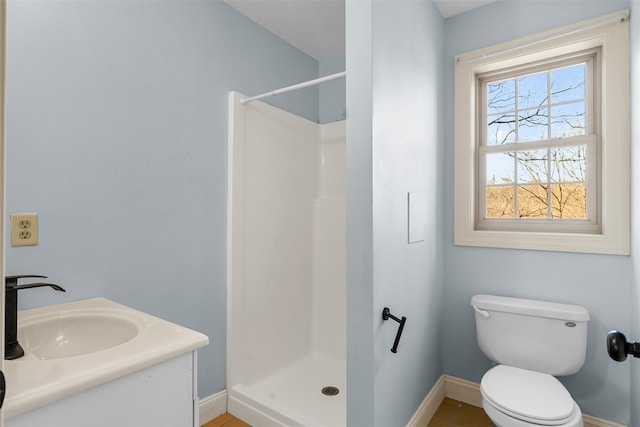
4,298,208,420
18,311,140,360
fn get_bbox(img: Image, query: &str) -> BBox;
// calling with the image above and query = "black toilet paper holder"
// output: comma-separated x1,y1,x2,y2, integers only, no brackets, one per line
382,307,406,354
607,330,640,362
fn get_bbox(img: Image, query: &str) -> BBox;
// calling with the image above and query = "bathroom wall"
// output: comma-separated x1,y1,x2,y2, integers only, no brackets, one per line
346,0,444,425
443,1,633,424
630,0,640,424
319,56,346,124
5,0,320,399
345,1,375,423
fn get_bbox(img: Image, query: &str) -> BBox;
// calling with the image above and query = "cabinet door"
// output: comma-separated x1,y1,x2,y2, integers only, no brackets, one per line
6,353,195,427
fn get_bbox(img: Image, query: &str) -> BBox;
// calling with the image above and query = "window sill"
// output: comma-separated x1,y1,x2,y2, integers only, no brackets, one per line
454,228,629,255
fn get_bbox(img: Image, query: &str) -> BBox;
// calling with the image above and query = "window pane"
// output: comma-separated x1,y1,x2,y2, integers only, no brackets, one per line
551,184,586,219
517,150,548,184
487,114,516,145
518,185,548,218
486,152,514,184
488,79,515,114
518,107,548,142
551,64,586,104
486,186,515,218
486,152,516,218
550,146,586,183
518,72,547,109
551,102,586,138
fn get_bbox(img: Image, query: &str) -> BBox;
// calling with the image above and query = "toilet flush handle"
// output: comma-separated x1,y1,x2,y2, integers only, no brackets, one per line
473,306,490,319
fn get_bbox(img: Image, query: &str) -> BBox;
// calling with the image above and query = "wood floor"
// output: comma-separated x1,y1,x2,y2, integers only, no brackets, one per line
427,398,494,427
202,412,251,427
202,398,493,427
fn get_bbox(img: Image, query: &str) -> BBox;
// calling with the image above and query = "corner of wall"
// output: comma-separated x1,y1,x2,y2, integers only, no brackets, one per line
629,1,640,425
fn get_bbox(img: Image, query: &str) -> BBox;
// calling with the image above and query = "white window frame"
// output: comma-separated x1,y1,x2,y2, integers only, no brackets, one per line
454,11,629,255
477,51,598,232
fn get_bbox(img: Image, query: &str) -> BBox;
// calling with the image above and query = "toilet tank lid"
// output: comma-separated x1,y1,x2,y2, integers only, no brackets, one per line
471,294,590,322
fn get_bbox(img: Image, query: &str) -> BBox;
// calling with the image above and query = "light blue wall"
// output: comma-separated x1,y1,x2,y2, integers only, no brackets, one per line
5,0,320,399
443,1,632,424
630,0,640,424
346,0,444,425
319,56,346,124
345,1,375,423
371,1,444,424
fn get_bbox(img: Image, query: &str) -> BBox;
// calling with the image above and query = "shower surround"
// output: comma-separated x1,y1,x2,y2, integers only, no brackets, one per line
227,92,346,426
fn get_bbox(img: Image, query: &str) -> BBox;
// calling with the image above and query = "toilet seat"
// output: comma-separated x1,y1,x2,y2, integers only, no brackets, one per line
481,365,577,425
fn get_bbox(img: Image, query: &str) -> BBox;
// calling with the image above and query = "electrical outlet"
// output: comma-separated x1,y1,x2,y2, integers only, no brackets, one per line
11,213,38,247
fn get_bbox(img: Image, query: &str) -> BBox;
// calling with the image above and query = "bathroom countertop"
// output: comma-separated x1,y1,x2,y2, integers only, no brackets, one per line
3,297,209,419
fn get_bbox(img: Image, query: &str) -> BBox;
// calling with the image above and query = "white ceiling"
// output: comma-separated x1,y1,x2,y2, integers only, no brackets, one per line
224,0,496,60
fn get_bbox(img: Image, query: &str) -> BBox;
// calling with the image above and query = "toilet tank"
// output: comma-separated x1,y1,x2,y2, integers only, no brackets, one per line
471,294,590,376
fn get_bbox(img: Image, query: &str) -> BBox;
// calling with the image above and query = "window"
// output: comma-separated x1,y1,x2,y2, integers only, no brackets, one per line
454,12,629,254
479,52,597,233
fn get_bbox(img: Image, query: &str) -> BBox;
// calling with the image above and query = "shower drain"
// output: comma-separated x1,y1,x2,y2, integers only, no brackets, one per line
321,386,340,396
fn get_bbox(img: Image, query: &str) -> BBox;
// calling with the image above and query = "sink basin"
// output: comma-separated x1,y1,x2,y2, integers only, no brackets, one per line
18,312,140,360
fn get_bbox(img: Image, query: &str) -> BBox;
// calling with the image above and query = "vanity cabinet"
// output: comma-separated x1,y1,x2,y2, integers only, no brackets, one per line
3,298,208,426
6,352,200,427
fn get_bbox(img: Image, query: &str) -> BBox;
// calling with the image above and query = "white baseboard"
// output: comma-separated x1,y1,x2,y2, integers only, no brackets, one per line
582,416,628,427
405,376,446,427
443,374,483,408
408,375,626,427
199,390,227,425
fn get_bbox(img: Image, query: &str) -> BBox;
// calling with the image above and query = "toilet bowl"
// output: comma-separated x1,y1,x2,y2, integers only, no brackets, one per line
480,365,583,427
471,295,590,427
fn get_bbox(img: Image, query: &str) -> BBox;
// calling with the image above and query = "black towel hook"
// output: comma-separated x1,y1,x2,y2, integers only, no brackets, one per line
382,307,407,354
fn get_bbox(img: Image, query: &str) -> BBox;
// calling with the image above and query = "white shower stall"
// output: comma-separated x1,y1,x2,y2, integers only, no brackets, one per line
227,91,346,426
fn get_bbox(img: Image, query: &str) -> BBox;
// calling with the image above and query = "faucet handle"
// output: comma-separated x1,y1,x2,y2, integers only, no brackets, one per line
5,275,47,288
14,282,65,292
4,276,65,292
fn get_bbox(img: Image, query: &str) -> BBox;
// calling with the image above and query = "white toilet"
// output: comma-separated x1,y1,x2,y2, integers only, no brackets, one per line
471,294,590,427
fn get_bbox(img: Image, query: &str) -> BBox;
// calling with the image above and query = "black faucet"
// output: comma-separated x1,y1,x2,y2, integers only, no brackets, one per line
5,275,65,360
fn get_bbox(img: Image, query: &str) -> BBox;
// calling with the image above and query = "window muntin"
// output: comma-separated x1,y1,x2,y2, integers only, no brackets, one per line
476,52,598,232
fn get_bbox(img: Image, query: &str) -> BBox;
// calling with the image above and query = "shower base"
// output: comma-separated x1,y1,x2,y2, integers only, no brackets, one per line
228,353,345,427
